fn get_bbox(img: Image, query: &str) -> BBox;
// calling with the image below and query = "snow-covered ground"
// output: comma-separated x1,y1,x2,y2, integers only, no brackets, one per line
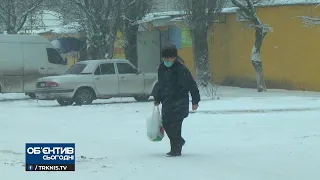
0,86,319,180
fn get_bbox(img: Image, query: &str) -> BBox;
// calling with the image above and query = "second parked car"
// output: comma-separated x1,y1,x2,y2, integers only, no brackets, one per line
35,59,158,106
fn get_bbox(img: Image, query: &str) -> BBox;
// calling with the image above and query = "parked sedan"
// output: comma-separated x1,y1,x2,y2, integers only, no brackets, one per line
35,59,158,106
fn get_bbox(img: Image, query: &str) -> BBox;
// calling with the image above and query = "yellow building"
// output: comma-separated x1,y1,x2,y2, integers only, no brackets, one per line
113,30,126,58
209,1,320,91
36,30,126,66
31,31,83,67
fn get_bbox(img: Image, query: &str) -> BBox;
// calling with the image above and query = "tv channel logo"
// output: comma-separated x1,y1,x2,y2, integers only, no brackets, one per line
25,143,75,171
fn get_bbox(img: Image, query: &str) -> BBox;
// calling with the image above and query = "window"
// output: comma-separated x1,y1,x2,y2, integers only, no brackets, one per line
100,63,115,75
117,63,137,74
65,64,87,74
94,63,115,75
94,66,101,75
46,48,66,65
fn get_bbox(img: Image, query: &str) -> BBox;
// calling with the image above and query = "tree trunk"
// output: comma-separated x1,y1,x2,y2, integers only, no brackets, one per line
107,40,115,59
87,45,101,59
6,25,17,34
191,29,212,87
6,29,17,34
121,25,138,67
251,28,267,92
87,34,108,59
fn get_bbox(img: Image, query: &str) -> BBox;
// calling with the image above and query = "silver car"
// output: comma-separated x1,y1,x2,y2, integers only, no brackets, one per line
35,59,158,106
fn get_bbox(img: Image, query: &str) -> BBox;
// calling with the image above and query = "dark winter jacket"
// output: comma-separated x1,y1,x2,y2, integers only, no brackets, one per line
154,60,200,121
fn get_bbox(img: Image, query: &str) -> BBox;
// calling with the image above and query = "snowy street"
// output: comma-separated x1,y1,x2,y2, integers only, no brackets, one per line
0,86,319,180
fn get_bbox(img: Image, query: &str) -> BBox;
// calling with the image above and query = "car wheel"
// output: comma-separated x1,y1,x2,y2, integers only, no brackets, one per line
134,95,150,102
57,98,74,106
74,87,95,105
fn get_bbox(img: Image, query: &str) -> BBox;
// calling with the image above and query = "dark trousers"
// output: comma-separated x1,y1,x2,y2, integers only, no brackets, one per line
162,119,184,153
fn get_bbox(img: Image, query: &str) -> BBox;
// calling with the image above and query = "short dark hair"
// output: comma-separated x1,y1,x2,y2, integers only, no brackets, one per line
161,44,177,58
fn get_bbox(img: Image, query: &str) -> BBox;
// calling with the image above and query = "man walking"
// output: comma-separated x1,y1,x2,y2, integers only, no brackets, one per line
154,44,200,157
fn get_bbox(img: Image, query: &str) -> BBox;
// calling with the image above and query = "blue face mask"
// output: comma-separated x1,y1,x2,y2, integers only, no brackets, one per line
164,61,173,67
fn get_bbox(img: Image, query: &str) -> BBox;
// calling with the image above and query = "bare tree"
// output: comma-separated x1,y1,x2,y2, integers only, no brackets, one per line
74,0,119,59
48,0,152,62
231,0,272,92
175,0,226,87
49,0,118,59
293,3,320,26
0,0,44,34
0,22,4,33
21,11,48,33
119,0,154,66
295,16,320,26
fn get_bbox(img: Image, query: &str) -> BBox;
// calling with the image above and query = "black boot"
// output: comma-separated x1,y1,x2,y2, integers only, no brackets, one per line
166,140,175,156
166,139,183,157
166,144,182,157
166,151,181,157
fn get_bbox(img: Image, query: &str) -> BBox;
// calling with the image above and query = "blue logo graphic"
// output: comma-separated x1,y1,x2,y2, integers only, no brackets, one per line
25,143,75,165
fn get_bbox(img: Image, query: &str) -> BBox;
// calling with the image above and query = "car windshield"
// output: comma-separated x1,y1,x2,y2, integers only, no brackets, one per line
65,64,87,74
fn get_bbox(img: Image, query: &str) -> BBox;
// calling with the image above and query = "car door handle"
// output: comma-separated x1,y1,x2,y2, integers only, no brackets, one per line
40,67,45,69
120,76,125,79
95,77,100,80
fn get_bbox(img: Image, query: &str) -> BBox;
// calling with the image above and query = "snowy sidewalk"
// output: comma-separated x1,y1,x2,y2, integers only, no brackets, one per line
0,86,319,180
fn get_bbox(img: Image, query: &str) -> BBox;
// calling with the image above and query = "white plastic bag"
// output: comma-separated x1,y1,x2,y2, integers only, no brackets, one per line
146,106,164,141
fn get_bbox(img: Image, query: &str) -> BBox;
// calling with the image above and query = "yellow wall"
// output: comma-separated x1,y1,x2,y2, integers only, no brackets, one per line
210,5,320,91
179,47,194,74
113,30,125,58
66,52,80,67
